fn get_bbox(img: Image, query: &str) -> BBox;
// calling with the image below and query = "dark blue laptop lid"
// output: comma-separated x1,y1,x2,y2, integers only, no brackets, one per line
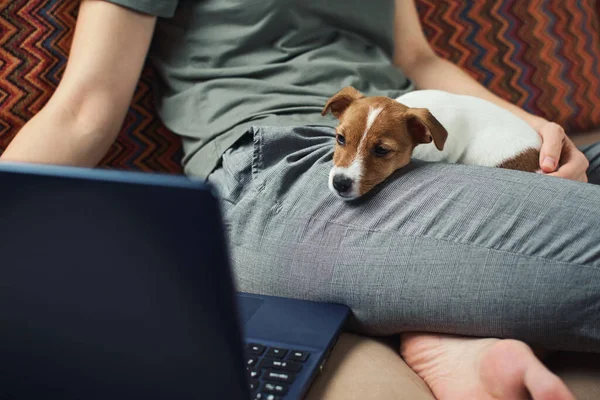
0,163,250,399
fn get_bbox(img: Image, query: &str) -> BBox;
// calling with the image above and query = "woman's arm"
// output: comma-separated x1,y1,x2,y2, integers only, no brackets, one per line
393,0,589,182
1,0,157,167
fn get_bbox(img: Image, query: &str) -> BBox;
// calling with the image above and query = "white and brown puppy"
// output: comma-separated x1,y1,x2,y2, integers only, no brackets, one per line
322,87,541,200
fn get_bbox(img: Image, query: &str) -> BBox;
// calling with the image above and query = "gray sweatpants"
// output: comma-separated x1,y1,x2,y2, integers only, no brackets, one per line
207,125,600,352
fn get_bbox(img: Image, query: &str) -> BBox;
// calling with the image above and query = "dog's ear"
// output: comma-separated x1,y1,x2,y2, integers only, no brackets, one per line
322,87,365,119
404,108,447,151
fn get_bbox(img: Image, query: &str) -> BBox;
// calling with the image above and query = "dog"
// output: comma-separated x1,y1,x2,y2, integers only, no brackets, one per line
322,86,542,200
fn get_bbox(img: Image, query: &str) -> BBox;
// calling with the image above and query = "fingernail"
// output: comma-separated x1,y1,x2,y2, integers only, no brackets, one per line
543,156,556,169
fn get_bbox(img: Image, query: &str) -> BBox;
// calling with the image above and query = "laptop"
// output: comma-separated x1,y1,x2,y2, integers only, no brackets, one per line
0,162,349,400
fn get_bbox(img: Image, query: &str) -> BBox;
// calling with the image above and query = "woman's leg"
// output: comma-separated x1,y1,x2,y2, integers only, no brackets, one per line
305,332,600,400
395,140,600,399
213,126,600,349
306,333,435,400
208,127,600,398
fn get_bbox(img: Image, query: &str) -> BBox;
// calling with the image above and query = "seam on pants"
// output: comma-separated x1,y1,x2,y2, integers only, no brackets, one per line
251,126,264,191
283,215,600,270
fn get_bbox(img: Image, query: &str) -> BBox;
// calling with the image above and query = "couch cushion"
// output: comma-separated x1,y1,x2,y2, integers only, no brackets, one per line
0,0,183,173
417,0,600,134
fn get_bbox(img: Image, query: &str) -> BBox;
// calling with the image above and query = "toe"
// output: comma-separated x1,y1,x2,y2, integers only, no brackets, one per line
524,365,576,400
480,339,575,400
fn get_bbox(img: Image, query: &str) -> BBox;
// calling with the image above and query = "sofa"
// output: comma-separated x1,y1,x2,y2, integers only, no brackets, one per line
1,0,599,398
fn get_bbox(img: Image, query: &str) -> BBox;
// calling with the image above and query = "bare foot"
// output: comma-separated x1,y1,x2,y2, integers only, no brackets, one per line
400,333,575,400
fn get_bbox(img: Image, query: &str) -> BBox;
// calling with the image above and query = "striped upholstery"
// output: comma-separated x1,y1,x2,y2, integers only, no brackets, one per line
417,0,600,133
0,0,599,173
0,0,183,173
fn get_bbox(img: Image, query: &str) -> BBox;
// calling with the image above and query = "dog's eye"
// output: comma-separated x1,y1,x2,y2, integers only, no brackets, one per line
336,134,346,146
374,146,390,156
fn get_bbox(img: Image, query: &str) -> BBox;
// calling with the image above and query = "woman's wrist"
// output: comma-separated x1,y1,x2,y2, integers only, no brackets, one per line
503,103,548,133
526,115,550,133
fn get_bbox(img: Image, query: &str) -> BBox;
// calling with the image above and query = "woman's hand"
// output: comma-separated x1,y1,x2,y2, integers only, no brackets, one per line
537,121,589,183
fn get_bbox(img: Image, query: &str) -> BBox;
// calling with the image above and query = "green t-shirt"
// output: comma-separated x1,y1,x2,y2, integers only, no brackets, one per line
106,0,413,178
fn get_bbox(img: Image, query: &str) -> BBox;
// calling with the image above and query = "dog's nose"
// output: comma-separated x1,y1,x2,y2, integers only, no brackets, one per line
332,175,353,193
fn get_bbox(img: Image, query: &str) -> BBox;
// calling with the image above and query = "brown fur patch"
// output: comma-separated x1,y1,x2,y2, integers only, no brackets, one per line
497,147,540,172
330,96,417,195
323,87,448,196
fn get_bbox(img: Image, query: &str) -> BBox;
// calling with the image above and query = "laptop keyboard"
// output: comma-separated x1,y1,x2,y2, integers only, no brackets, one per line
245,343,311,400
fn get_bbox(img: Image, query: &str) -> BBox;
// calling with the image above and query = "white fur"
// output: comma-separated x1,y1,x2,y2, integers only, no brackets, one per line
365,106,383,139
329,160,362,199
356,106,383,160
395,90,541,166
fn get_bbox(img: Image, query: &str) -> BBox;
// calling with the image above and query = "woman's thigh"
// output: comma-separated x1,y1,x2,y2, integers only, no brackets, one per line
306,333,600,400
306,333,434,400
210,126,600,352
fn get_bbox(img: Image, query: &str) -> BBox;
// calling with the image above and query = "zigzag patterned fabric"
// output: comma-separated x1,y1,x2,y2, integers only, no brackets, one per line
0,0,183,173
417,0,600,133
1,0,599,173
